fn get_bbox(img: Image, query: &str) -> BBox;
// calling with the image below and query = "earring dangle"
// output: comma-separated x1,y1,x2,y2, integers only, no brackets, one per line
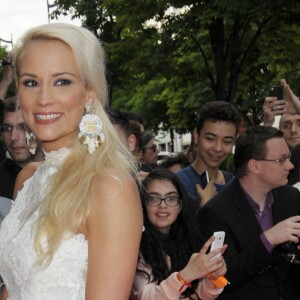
78,104,105,154
25,128,37,155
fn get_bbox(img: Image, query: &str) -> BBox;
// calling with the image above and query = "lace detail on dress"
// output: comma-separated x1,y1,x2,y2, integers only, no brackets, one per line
0,148,88,300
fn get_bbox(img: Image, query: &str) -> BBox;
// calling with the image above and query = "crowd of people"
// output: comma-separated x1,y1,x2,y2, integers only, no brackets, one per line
0,22,300,300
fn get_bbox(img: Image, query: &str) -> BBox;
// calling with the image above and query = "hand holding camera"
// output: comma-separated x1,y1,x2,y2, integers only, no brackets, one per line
196,171,216,208
263,85,287,126
179,234,228,286
264,216,300,264
280,240,300,264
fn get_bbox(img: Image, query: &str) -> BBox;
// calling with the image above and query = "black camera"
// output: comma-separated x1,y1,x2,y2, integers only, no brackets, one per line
268,85,284,100
1,58,12,67
279,241,300,264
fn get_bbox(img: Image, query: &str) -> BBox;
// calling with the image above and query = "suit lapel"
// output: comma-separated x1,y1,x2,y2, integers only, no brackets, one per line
271,187,298,224
230,181,263,236
272,190,284,225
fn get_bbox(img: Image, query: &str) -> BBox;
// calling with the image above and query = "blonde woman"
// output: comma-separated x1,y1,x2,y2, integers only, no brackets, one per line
0,23,142,299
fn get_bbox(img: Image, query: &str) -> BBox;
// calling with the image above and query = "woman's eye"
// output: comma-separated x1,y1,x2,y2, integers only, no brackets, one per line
23,80,38,87
56,79,71,86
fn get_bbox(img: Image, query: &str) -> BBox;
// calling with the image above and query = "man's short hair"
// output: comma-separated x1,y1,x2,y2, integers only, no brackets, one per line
159,152,190,169
125,111,144,126
106,107,132,138
279,113,300,129
142,131,155,153
196,101,241,135
234,125,283,178
3,96,19,113
1,96,19,124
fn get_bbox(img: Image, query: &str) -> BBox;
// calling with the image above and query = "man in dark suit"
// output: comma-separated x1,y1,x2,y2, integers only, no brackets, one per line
0,96,43,199
199,125,300,300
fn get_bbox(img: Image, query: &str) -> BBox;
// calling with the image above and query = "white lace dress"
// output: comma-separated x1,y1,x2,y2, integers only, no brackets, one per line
0,148,88,300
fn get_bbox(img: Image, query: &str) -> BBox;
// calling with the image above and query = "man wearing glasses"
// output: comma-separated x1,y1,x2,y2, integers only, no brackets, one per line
140,131,159,172
0,96,42,199
199,125,300,299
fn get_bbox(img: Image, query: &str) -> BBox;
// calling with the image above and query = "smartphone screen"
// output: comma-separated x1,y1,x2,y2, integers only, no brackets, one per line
210,231,225,260
268,85,284,100
200,171,209,188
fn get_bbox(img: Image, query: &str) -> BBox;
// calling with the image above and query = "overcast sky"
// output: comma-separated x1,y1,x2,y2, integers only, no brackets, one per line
0,0,81,50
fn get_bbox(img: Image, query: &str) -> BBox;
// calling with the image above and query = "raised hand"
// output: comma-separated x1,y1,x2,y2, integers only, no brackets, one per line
196,178,217,208
281,79,300,115
264,215,300,246
179,235,227,282
263,96,287,126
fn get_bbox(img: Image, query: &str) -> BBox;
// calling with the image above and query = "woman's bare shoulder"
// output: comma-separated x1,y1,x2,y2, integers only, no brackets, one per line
13,161,43,200
93,169,138,199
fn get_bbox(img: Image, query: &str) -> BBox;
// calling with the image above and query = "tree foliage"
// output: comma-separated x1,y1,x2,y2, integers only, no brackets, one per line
52,0,300,132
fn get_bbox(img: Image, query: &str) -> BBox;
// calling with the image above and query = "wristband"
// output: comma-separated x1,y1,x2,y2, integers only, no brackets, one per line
176,272,192,292
207,274,229,288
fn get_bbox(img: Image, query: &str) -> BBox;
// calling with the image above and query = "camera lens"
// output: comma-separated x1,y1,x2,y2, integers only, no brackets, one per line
280,241,300,265
282,253,300,264
1,59,11,67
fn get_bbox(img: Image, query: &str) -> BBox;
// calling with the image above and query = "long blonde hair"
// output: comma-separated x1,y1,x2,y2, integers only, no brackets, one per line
14,23,137,266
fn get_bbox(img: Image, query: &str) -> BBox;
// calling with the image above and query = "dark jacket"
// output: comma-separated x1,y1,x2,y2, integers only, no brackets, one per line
198,179,300,300
0,158,22,199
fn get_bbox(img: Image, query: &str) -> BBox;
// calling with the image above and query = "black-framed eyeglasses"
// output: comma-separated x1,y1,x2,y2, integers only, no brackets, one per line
257,152,291,165
143,144,157,152
0,123,26,134
145,195,181,207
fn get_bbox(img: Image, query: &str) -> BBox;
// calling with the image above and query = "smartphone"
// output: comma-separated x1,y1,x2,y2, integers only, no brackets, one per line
210,231,225,260
268,85,284,100
200,171,209,188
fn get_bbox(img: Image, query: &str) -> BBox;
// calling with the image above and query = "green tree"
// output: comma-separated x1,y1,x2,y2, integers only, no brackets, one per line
52,0,300,131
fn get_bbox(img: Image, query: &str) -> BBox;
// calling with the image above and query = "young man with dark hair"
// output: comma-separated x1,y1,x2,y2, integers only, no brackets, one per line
177,100,241,207
0,96,42,199
106,107,144,165
199,125,300,299
140,131,159,172
106,107,136,151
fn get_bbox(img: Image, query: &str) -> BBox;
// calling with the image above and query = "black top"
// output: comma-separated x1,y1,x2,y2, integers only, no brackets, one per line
0,143,5,161
0,158,22,199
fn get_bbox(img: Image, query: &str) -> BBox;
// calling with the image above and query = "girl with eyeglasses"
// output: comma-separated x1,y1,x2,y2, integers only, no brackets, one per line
131,168,227,300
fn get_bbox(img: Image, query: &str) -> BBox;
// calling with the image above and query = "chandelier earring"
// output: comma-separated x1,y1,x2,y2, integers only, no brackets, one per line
78,103,105,154
25,126,37,155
